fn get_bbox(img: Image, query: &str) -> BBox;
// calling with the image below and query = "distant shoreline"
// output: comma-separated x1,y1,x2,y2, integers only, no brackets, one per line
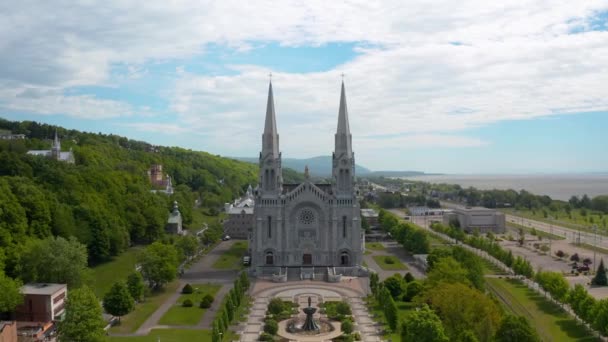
400,173,608,201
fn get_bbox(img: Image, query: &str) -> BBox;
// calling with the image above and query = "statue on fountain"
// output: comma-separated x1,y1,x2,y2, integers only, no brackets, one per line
302,296,320,332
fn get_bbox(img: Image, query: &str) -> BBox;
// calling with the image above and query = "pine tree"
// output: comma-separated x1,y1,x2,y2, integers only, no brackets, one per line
593,259,608,286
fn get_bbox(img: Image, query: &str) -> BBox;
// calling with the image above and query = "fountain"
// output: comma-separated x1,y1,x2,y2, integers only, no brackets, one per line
285,296,336,338
301,297,320,332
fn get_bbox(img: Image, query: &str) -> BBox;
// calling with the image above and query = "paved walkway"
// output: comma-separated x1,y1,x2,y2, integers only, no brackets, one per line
364,241,426,281
109,240,241,337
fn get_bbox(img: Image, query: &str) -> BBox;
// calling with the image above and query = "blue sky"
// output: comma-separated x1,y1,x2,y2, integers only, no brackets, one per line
1,1,607,174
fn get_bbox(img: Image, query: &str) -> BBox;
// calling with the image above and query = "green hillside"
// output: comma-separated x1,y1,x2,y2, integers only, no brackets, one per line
0,118,261,277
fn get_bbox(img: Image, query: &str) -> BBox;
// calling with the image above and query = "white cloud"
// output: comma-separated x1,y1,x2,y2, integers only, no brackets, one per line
1,0,608,168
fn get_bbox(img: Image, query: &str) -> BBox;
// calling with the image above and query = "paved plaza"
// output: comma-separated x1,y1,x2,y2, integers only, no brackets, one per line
237,279,382,342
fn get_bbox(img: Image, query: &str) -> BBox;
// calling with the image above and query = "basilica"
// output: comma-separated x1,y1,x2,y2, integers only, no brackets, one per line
251,81,363,272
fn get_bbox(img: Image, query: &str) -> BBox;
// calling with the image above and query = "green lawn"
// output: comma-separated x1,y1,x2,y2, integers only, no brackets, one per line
212,241,248,270
91,247,142,297
372,255,408,271
573,242,608,256
366,242,386,251
158,284,221,326
107,329,237,342
486,277,598,342
481,259,508,275
110,281,180,334
502,208,606,235
508,222,567,241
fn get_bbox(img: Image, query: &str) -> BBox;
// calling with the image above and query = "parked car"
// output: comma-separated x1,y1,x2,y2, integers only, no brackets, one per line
242,256,251,266
222,235,231,241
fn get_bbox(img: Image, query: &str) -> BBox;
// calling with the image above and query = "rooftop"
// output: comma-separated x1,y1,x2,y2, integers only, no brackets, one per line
21,283,66,296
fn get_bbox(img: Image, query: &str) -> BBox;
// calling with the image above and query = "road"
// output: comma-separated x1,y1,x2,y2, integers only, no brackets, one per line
441,201,606,249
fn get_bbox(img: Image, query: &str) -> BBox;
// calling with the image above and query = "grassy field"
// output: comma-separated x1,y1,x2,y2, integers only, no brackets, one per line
158,284,221,326
110,281,180,334
212,241,248,270
486,277,599,342
91,247,142,297
107,329,238,342
507,222,566,240
372,255,408,271
502,208,606,234
572,242,608,256
366,242,386,251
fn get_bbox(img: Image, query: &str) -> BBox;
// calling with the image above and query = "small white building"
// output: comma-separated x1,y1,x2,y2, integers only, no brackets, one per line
166,201,183,235
27,131,75,164
443,207,506,234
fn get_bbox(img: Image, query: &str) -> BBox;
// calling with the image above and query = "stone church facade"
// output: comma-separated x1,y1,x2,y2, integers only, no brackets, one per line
251,81,363,271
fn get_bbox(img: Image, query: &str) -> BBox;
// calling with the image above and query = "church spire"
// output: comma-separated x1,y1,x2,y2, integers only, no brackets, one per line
335,81,352,157
263,81,279,157
259,80,282,194
333,80,355,196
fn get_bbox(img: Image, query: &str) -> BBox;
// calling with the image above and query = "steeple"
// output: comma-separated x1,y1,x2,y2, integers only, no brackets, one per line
335,81,352,157
332,81,355,196
51,130,61,160
259,80,282,194
262,81,279,158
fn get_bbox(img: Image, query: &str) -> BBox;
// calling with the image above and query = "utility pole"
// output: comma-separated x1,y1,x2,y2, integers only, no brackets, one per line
594,225,598,273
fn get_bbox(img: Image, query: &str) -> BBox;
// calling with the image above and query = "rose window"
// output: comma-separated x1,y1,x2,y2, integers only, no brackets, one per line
298,209,315,225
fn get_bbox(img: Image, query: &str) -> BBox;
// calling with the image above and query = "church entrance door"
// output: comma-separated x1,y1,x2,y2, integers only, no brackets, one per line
303,254,312,265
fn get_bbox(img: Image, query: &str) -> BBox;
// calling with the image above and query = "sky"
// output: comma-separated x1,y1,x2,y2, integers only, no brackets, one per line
1,1,607,174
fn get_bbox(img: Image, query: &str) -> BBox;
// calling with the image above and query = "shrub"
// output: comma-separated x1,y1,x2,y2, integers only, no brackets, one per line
182,283,193,294
267,298,286,315
404,272,415,283
200,294,214,308
182,299,193,307
384,256,395,264
258,332,274,341
353,332,361,341
342,319,354,334
264,319,278,335
336,301,352,316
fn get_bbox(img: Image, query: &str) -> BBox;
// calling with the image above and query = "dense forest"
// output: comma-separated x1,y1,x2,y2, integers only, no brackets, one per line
0,118,267,277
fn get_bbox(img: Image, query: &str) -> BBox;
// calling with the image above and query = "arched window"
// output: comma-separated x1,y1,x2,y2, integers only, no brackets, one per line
342,216,347,238
267,216,272,238
265,251,274,265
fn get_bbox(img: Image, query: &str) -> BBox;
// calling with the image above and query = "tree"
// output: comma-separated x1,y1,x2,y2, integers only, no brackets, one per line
126,272,145,302
385,296,399,331
0,271,22,312
404,272,415,283
570,253,580,262
535,271,570,302
103,281,135,322
403,280,423,302
401,304,449,342
593,259,607,286
383,273,406,299
495,315,539,342
19,236,89,288
176,235,199,260
420,282,502,341
239,271,250,291
59,286,105,342
426,257,471,288
369,272,379,295
138,242,179,289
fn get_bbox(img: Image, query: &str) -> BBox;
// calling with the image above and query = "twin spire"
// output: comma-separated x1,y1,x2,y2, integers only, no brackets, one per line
262,80,353,158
